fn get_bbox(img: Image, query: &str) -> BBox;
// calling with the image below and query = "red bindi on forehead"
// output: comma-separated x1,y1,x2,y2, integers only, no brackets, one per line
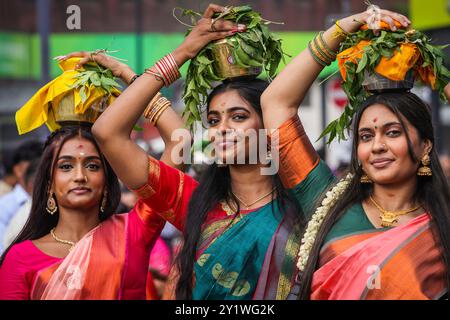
76,144,84,149
373,117,378,123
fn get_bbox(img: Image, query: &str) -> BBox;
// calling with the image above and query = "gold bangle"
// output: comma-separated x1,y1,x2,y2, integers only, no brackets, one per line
308,41,328,67
152,103,170,126
145,92,162,117
144,94,172,125
144,93,165,119
318,31,337,60
149,101,170,125
333,20,350,39
313,36,333,65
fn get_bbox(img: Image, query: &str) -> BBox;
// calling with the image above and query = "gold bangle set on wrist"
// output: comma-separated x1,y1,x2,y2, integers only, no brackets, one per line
308,31,337,67
143,92,171,126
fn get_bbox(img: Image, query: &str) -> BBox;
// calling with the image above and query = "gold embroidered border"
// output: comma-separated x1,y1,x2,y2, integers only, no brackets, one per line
276,224,302,300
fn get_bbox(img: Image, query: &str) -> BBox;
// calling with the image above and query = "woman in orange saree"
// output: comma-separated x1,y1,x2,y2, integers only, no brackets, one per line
261,7,450,299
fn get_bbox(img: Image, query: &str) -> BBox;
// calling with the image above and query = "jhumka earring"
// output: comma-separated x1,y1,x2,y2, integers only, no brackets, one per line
360,173,372,184
46,191,58,215
417,154,432,176
100,190,108,213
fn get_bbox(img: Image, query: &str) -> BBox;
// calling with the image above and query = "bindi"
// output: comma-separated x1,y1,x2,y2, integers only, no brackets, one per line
76,144,85,156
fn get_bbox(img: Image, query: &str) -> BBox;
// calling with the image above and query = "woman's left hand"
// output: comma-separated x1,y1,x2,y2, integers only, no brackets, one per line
55,51,136,84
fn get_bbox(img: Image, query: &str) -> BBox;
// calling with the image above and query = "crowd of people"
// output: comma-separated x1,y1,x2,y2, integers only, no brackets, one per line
0,3,449,300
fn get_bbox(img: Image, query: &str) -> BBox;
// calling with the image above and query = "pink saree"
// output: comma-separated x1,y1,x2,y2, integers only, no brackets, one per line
27,200,164,300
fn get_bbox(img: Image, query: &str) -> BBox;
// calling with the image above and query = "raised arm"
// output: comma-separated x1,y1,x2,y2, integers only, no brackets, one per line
91,4,238,190
262,8,410,215
261,9,410,130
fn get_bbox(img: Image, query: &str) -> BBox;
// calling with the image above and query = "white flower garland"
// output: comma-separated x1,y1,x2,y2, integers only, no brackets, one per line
296,173,353,271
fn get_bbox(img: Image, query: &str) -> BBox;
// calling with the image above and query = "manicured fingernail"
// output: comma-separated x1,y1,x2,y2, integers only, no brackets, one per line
392,26,397,31
237,24,246,31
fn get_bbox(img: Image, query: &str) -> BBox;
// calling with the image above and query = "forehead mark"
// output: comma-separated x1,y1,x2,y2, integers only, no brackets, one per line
373,117,378,123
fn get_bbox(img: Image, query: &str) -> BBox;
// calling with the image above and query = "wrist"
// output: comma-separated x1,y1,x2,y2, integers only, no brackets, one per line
172,47,191,66
120,67,137,85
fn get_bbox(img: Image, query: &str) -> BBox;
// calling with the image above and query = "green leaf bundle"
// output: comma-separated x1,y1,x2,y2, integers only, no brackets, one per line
178,5,288,130
320,28,450,143
69,63,121,103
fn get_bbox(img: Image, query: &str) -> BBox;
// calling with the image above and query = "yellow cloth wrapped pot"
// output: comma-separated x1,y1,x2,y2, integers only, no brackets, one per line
15,57,121,135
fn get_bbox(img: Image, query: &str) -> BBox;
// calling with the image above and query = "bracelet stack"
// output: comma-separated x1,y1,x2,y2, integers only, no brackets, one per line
143,92,172,126
144,53,180,87
308,31,337,67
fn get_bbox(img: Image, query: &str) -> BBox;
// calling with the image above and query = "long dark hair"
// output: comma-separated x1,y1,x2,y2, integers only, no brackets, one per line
0,126,121,266
175,78,304,299
297,92,450,299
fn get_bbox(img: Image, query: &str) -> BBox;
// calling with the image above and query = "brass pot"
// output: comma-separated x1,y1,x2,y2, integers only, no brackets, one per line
210,38,262,79
49,91,108,126
363,69,415,93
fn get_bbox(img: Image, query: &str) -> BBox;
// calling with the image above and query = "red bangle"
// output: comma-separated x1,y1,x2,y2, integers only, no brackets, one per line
152,53,180,87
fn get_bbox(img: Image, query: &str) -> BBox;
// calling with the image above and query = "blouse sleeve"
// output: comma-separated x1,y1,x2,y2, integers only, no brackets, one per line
130,156,199,231
0,246,30,300
269,114,336,219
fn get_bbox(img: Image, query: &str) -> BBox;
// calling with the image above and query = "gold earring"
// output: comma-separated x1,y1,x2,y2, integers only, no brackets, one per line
46,191,58,215
100,191,108,213
417,154,432,176
360,173,372,184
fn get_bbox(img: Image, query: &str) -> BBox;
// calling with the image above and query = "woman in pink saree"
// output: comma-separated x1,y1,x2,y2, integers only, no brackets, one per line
0,125,176,299
0,56,186,300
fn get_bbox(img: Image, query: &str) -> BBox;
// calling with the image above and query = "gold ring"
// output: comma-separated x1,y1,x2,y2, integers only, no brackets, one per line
210,18,217,31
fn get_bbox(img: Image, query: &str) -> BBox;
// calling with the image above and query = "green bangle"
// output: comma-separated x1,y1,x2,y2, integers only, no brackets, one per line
318,31,337,59
308,41,328,67
313,36,333,65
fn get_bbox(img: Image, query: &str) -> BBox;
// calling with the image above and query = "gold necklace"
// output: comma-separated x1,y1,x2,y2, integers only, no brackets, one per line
231,187,276,210
50,228,77,251
369,196,422,227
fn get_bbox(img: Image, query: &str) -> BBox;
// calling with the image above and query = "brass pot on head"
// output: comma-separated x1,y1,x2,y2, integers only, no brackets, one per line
210,38,262,79
49,91,109,126
362,69,415,93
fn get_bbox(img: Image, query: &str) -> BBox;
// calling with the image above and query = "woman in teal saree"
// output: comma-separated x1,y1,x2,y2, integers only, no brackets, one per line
91,4,305,299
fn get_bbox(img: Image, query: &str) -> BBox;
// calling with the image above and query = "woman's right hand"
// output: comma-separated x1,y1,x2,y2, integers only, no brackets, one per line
172,4,246,65
339,5,410,35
